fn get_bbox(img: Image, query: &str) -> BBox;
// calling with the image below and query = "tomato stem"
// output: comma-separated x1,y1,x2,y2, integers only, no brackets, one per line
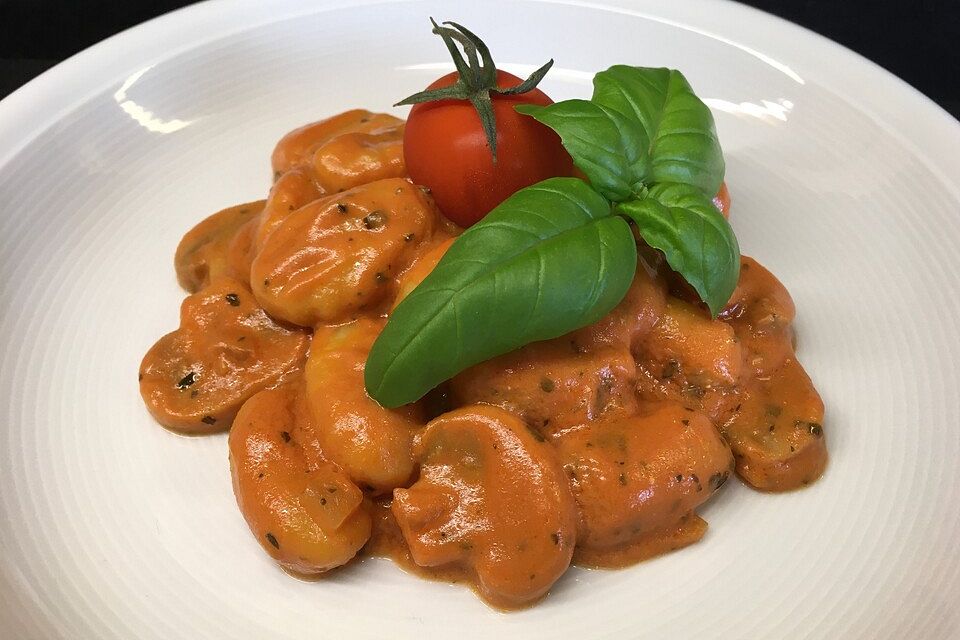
395,18,554,163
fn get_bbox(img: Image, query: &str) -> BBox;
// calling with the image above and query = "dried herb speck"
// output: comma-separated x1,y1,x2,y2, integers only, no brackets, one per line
661,360,679,379
691,474,702,491
265,533,279,549
201,416,217,425
684,384,706,399
362,211,386,229
225,293,240,306
709,471,729,490
526,424,546,443
176,372,199,389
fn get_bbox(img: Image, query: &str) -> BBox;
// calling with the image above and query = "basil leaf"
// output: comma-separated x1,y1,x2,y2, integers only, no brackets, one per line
515,100,648,202
616,183,739,316
365,178,638,408
592,66,724,196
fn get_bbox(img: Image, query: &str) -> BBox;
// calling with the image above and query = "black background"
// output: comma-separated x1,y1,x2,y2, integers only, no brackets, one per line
1,0,958,119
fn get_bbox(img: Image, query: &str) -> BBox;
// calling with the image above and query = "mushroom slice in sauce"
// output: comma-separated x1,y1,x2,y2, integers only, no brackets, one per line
451,342,639,436
138,276,308,433
229,384,371,574
393,405,577,609
305,319,423,495
634,296,746,424
254,167,324,253
174,200,265,293
271,109,405,193
251,178,442,326
552,402,733,553
717,256,827,491
720,256,797,378
720,357,827,491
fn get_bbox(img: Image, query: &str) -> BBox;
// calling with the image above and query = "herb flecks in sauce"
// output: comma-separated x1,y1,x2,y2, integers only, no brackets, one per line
265,533,280,549
176,371,199,389
137,22,826,610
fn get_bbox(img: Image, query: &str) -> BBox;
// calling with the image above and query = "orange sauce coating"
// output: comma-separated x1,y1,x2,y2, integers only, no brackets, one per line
140,110,827,609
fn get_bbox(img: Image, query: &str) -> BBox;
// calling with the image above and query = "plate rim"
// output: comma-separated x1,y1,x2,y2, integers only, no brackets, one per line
1,0,958,195
1,0,959,636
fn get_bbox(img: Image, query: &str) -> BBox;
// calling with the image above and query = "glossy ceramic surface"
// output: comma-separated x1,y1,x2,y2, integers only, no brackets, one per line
1,1,958,638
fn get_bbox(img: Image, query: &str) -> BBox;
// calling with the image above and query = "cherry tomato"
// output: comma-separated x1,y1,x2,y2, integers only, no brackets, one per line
403,70,575,228
712,181,731,219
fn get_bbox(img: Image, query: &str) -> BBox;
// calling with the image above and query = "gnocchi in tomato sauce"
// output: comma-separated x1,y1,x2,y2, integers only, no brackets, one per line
139,108,826,609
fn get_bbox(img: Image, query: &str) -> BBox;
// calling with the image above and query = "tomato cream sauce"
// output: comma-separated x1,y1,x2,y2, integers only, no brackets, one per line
140,109,827,609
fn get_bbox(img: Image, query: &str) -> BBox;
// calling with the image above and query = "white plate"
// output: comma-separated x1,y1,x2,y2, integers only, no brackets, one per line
2,1,959,637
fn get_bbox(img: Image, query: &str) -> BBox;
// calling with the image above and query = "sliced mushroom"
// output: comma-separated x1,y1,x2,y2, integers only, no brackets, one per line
720,357,827,491
552,402,733,550
254,167,324,253
174,200,265,293
634,296,745,423
304,319,423,494
574,514,708,569
138,277,308,433
223,215,260,289
229,384,371,574
451,341,638,435
713,256,826,490
720,256,796,377
311,121,406,193
250,178,441,326
393,405,577,609
271,109,405,192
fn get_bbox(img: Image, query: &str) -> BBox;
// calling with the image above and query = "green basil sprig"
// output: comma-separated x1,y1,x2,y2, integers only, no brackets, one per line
365,65,739,408
616,183,739,310
365,178,637,408
517,65,738,313
591,66,725,195
515,99,649,202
